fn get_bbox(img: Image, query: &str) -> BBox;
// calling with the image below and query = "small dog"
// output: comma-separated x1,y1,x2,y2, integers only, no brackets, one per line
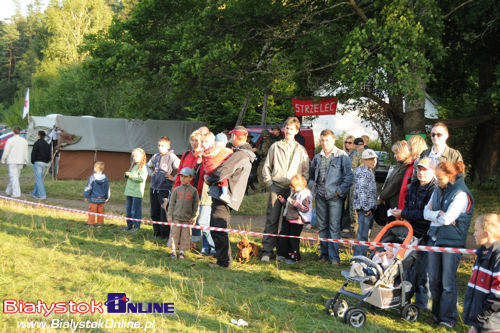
237,239,259,263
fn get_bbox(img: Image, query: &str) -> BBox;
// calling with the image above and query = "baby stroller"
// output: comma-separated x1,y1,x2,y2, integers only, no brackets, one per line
324,220,419,328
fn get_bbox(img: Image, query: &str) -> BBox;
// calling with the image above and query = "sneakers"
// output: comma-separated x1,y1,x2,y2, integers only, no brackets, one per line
277,256,287,261
219,193,231,204
285,259,298,264
170,251,177,259
438,322,454,329
261,255,270,262
178,252,185,260
201,248,217,256
341,230,354,238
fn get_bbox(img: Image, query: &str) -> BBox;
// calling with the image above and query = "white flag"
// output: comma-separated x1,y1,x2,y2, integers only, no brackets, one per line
22,88,29,119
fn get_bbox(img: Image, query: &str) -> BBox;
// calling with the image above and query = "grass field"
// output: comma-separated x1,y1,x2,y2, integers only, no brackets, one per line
0,166,498,332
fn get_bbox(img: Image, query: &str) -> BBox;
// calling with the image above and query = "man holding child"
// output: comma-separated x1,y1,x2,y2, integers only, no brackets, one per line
205,125,255,269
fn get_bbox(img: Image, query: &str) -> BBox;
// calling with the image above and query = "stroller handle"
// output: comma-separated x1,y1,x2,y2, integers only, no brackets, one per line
369,220,414,260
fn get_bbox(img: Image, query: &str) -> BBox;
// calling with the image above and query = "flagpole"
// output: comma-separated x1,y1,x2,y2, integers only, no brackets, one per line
22,88,30,123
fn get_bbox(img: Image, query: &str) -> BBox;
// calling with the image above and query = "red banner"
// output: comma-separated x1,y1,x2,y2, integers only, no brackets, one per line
291,97,338,116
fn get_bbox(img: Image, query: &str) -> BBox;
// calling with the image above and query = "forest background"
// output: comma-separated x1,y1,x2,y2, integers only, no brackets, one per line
0,0,498,186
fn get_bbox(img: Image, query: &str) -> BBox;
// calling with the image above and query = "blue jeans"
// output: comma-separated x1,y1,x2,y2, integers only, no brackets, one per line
197,205,215,253
32,161,48,199
126,196,142,229
316,196,343,263
353,210,372,256
427,238,461,325
406,249,430,310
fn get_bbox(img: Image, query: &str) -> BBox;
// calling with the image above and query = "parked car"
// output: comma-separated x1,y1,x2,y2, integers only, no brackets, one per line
375,151,391,182
0,130,27,158
245,125,315,159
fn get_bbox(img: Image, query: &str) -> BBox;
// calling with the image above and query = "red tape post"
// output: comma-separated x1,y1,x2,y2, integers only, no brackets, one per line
0,196,476,255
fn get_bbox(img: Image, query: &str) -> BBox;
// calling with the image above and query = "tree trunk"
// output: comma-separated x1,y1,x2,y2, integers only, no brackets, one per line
260,94,268,125
235,98,249,126
387,94,405,143
403,79,427,136
8,46,13,83
471,50,499,184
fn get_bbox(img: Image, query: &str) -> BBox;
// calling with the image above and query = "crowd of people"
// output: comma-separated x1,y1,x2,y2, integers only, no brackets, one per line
1,119,498,331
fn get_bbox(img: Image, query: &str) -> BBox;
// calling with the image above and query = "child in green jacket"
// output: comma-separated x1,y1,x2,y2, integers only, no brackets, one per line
124,148,148,231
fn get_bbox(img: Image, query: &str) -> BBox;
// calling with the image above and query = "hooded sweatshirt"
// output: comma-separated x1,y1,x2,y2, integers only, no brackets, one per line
84,172,110,204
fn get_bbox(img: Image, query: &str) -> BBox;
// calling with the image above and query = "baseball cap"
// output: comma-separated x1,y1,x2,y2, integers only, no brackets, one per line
354,138,364,145
228,125,248,136
417,157,435,170
215,132,228,144
179,167,193,177
362,149,377,159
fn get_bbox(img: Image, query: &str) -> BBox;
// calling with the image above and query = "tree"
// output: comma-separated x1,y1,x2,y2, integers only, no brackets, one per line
430,0,499,184
42,0,113,66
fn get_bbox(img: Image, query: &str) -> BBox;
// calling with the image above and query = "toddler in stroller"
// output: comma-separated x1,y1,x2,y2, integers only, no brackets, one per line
349,246,395,278
325,220,420,328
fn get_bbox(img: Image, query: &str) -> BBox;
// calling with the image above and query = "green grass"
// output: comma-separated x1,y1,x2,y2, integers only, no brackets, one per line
0,165,498,331
0,199,477,332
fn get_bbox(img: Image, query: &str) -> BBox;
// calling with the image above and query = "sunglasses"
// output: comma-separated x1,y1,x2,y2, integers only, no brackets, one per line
344,141,353,144
431,133,444,137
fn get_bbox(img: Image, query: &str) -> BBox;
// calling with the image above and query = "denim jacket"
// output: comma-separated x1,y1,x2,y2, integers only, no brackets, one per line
308,147,353,199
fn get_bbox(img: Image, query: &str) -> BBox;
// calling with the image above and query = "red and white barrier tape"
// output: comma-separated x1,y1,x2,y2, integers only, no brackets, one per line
0,195,477,255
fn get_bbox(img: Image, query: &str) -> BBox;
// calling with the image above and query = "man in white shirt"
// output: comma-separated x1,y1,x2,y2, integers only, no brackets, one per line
1,127,28,198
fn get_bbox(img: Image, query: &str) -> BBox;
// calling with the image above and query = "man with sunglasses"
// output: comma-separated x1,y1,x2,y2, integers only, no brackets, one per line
344,135,356,159
412,122,462,182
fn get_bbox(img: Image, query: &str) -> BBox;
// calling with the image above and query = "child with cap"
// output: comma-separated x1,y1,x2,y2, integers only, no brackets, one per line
463,213,500,332
352,149,378,256
201,132,233,203
167,167,200,259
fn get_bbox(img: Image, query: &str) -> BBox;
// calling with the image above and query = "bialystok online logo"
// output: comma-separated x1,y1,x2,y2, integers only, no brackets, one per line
3,293,174,316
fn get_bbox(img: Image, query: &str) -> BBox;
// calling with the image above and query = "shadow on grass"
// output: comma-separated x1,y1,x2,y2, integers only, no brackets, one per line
0,205,468,332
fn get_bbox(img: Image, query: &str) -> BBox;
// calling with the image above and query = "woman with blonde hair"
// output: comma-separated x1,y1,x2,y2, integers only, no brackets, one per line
397,135,429,209
379,140,412,211
124,148,148,231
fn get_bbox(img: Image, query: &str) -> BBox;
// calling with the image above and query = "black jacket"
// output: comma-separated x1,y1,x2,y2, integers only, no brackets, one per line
206,142,256,211
379,162,408,209
31,138,51,164
463,241,500,330
401,179,436,239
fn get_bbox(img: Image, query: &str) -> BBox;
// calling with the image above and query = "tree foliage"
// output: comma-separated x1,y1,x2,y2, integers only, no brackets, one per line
0,0,498,181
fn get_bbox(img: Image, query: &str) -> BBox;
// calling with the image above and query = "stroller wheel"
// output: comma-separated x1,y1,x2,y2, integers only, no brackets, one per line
401,304,419,322
345,308,366,328
324,299,335,316
333,300,349,318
